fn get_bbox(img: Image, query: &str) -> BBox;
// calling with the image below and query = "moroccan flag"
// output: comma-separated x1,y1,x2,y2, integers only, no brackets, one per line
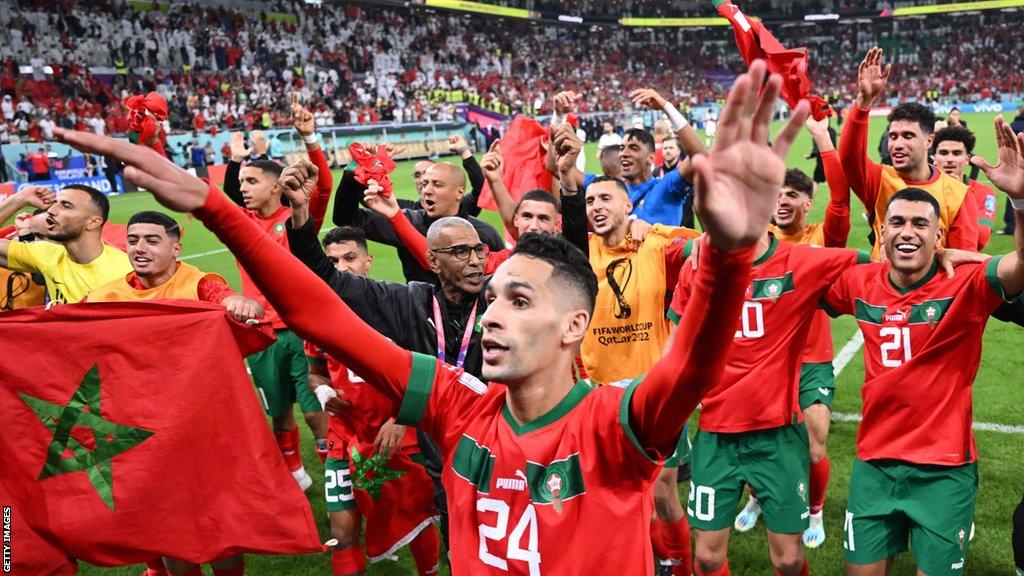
0,301,324,567
477,115,554,211
713,0,831,120
0,478,77,575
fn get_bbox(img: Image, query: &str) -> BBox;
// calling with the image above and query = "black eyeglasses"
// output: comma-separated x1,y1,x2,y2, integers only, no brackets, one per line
432,243,490,261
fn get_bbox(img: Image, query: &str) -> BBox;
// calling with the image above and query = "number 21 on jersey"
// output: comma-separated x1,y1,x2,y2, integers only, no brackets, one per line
478,497,541,575
878,326,912,367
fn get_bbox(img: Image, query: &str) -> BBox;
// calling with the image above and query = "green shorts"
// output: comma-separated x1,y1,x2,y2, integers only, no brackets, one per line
688,424,810,533
844,459,978,575
324,457,356,512
665,423,692,468
798,362,836,410
248,328,322,418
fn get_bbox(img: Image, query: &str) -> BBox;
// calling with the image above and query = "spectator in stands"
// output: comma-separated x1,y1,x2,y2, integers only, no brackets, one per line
26,147,50,182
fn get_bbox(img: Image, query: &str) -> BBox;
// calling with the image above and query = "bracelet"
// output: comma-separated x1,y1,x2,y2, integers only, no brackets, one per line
456,146,470,156
302,133,318,145
662,101,689,132
1011,197,1024,212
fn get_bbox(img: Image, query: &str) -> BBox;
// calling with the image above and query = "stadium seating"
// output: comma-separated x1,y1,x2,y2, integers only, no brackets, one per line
0,0,1021,145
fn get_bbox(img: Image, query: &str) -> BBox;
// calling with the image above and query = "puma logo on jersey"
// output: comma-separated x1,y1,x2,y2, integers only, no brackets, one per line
884,310,908,322
496,469,527,491
950,558,964,570
818,387,831,396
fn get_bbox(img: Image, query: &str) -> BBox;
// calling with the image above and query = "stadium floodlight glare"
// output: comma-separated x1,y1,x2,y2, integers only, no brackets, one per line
423,0,535,19
618,16,729,27
892,0,1024,16
804,13,840,21
558,14,583,23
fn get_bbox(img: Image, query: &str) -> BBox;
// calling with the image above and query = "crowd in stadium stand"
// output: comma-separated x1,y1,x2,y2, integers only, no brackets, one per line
0,0,1021,145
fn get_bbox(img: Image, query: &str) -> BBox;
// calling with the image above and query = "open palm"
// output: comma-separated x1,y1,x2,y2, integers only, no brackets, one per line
972,115,1024,198
692,60,810,251
857,47,892,106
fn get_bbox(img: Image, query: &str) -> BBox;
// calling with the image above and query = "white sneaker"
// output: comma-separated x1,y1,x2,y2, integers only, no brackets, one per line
292,467,313,492
733,496,761,532
802,511,826,548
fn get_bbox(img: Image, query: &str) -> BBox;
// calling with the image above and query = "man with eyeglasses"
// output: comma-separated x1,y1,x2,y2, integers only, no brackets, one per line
290,188,488,550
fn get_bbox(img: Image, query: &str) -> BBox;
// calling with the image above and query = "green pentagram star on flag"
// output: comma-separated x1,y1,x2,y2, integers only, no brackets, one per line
350,446,406,500
18,364,154,511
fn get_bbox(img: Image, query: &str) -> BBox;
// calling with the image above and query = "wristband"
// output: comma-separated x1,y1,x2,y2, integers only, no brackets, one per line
550,112,565,127
456,146,470,156
1011,197,1024,212
314,385,338,410
662,102,689,132
302,133,318,145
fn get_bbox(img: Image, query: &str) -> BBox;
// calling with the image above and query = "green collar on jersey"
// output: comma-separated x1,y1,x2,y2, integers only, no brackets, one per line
502,380,593,436
888,260,939,294
752,236,779,267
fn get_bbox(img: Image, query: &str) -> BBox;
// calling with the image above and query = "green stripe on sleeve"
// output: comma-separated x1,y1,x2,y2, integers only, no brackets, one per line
396,352,438,426
667,308,681,325
985,255,1007,300
855,250,872,264
820,298,842,318
618,377,659,464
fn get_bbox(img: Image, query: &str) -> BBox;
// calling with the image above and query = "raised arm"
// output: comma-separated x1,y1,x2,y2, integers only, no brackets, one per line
807,117,852,247
630,87,706,180
0,186,54,226
291,92,334,233
480,140,520,238
973,116,1024,297
55,126,418,406
629,60,811,456
449,134,484,217
222,132,252,206
362,178,432,271
839,47,890,210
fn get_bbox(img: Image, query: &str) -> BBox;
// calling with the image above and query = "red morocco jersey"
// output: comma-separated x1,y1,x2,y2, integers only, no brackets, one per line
396,353,661,575
770,222,838,364
822,258,1007,465
238,206,291,330
304,342,417,459
669,238,869,433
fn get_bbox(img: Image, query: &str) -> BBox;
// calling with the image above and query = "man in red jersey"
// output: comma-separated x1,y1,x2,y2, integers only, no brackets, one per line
55,59,811,575
933,125,998,250
303,226,439,576
670,218,867,574
840,47,979,258
822,117,1024,576
733,117,852,549
221,94,334,489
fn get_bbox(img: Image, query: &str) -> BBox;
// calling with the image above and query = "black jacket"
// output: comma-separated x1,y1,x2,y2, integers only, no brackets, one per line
286,217,487,377
332,169,503,284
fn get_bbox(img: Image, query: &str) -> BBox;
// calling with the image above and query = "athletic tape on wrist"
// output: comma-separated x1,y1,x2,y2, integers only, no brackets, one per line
314,385,337,409
662,102,689,132
1011,197,1024,212
303,133,318,145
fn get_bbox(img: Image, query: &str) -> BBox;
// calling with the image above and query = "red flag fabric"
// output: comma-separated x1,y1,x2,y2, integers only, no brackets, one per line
349,142,397,197
125,92,169,157
714,0,831,120
101,221,128,251
0,301,324,566
0,478,78,575
477,115,553,211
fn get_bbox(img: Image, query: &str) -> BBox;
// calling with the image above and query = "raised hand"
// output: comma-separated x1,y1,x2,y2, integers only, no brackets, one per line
54,127,209,213
15,185,56,210
229,131,252,162
971,115,1024,198
552,122,583,176
481,140,503,182
448,134,470,157
690,59,811,252
856,47,892,108
251,131,269,156
552,91,581,115
291,92,315,137
277,158,319,207
629,88,668,111
362,179,400,219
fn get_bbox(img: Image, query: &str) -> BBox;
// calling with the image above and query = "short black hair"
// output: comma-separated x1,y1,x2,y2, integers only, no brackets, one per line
246,159,284,179
128,210,181,240
599,144,622,162
887,103,937,135
510,232,598,314
887,187,941,219
516,189,558,212
62,184,110,223
623,128,655,153
323,226,368,251
783,169,815,198
932,125,976,155
588,175,630,196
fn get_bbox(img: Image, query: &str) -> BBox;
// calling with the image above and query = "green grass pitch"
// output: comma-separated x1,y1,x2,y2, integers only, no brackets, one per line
61,112,1024,575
